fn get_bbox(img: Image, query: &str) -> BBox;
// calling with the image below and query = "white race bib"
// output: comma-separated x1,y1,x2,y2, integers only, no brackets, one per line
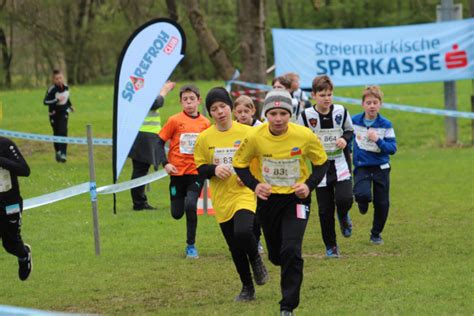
179,133,199,154
262,158,300,186
354,126,383,153
55,90,70,105
316,127,343,159
0,167,12,193
213,147,237,173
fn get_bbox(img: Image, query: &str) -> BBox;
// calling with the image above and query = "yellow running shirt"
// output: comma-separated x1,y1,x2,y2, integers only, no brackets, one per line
233,122,328,194
194,122,256,223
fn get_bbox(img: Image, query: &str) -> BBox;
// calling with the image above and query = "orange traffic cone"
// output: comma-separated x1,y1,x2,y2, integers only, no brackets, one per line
197,182,214,215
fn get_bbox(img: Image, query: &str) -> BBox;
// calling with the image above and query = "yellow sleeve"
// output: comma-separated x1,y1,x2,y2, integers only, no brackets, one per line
193,133,209,168
233,131,257,168
304,130,328,166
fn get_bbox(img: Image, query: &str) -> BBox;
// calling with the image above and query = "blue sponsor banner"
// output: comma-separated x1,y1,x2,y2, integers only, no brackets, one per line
113,19,186,182
272,19,474,88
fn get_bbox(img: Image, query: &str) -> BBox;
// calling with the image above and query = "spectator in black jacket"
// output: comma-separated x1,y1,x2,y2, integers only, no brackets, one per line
43,70,74,163
0,137,32,281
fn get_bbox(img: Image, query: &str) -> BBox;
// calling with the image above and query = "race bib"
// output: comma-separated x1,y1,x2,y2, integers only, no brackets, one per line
55,90,70,105
213,147,237,173
0,167,12,193
354,126,384,153
179,133,199,154
262,158,300,186
316,128,343,159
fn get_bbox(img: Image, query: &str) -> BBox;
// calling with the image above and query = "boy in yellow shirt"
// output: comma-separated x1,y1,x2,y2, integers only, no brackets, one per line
194,87,268,302
233,89,328,315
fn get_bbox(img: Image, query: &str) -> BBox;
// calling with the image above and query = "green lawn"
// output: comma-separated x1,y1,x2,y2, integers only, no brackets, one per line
0,81,472,315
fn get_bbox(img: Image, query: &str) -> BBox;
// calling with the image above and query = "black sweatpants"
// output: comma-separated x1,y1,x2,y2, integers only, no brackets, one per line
169,175,203,245
130,159,151,208
220,210,259,288
315,179,353,248
49,111,68,155
0,212,28,259
353,166,391,236
257,193,310,312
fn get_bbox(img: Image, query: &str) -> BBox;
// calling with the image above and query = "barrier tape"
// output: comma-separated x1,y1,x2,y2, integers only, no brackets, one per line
230,89,263,96
227,80,474,119
0,129,112,145
23,170,169,210
0,305,66,315
96,170,168,195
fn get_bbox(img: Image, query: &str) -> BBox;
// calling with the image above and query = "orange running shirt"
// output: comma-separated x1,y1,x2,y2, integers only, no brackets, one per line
159,111,211,175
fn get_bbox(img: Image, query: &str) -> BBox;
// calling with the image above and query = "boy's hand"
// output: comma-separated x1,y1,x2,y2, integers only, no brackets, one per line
292,183,310,199
49,111,56,116
164,163,178,175
69,106,75,112
255,183,272,200
236,176,244,186
160,81,176,97
367,129,379,142
215,164,232,179
335,137,347,149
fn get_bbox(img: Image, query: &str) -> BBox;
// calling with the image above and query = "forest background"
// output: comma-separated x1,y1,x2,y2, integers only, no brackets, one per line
0,0,472,89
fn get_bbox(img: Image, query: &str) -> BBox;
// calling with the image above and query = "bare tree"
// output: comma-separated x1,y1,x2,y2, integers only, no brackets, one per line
238,0,266,83
275,0,287,27
0,0,13,87
184,0,236,80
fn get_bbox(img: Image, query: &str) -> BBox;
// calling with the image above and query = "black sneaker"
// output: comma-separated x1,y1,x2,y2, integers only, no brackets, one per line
370,234,384,245
234,285,256,302
280,310,295,316
133,203,157,211
250,255,269,286
18,244,32,281
55,151,61,162
358,202,369,215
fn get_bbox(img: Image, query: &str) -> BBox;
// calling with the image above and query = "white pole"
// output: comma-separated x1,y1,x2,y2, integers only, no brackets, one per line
87,125,101,256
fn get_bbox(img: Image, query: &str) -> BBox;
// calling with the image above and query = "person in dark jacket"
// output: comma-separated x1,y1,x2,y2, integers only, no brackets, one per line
0,137,32,280
43,69,74,163
129,81,175,211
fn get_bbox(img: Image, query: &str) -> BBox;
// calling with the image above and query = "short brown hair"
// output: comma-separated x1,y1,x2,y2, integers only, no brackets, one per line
312,75,333,93
362,86,384,102
179,84,200,98
284,72,299,82
234,95,255,110
272,76,291,89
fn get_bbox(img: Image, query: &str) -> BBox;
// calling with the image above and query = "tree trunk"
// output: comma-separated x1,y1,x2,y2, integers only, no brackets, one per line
238,0,266,84
0,27,12,88
165,0,178,21
275,0,287,28
184,0,235,80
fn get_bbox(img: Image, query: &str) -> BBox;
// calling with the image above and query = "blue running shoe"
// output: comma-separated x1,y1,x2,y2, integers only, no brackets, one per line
186,244,199,259
326,245,340,258
370,234,384,245
338,213,353,238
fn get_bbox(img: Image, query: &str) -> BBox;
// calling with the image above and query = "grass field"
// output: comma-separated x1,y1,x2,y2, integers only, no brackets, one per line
0,81,472,315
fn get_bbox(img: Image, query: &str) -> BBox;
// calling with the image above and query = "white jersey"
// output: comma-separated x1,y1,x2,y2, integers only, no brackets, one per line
298,104,353,187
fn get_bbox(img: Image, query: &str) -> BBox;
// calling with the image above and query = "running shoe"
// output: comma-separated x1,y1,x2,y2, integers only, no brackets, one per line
250,255,268,285
326,245,340,258
18,244,32,281
370,234,384,245
257,240,265,254
234,285,256,302
186,244,199,259
358,202,368,215
338,212,353,238
280,310,295,316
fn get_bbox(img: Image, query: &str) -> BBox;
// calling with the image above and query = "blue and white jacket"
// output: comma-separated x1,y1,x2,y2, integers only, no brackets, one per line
352,113,397,169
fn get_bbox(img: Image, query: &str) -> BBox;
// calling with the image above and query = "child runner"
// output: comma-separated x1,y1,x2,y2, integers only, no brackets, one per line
233,89,328,316
194,87,268,302
156,85,211,258
43,69,74,163
298,75,354,258
352,86,397,245
0,137,32,280
233,95,264,254
284,72,311,113
233,95,263,127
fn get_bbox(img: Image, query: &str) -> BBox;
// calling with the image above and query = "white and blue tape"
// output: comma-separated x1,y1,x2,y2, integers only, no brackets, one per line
0,129,112,145
23,170,168,210
226,80,474,119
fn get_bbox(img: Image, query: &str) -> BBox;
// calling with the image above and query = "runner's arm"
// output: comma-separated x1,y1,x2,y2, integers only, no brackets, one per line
234,167,260,191
304,160,329,191
197,164,217,179
0,140,30,177
157,136,168,167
